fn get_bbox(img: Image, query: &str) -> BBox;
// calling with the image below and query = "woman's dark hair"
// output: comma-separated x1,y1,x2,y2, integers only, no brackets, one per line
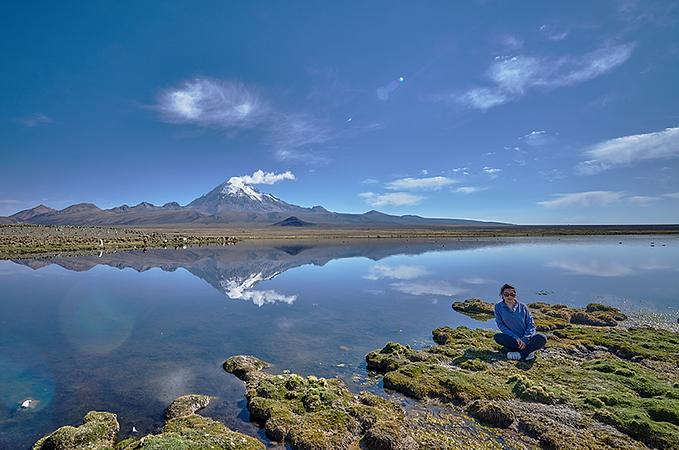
500,283,515,296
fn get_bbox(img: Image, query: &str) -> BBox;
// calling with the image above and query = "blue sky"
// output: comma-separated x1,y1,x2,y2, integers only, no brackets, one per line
1,1,678,224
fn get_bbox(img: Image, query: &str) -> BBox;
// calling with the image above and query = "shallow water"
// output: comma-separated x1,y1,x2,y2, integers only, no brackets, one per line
1,235,677,448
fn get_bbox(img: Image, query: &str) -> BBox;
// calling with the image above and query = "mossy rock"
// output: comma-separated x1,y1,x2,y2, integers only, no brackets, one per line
451,298,627,332
467,399,515,428
365,341,439,373
595,407,679,450
33,411,119,450
223,355,415,450
451,298,494,320
367,302,679,449
164,394,213,421
33,398,264,450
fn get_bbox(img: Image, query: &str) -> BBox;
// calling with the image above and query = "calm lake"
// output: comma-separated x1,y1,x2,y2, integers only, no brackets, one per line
1,235,678,449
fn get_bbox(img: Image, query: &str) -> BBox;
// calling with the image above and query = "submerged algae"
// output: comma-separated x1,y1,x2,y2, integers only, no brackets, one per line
367,299,679,449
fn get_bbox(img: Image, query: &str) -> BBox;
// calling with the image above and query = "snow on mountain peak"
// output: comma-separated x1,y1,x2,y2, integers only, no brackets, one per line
221,177,264,201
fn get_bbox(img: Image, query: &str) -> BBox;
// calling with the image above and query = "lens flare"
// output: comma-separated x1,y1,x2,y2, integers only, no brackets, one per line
399,77,404,82
60,282,135,355
377,87,389,100
347,118,352,122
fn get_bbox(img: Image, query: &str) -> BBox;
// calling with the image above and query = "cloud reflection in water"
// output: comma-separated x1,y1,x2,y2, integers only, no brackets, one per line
547,259,636,277
220,272,297,306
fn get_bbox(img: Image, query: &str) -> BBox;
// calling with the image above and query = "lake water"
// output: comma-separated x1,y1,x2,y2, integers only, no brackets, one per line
1,235,678,449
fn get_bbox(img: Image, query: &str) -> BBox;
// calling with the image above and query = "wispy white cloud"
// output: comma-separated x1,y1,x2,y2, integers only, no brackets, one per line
156,78,270,128
155,77,331,162
231,170,295,185
359,192,426,207
269,113,331,160
454,187,483,194
663,192,679,199
501,34,524,50
364,264,429,280
537,191,623,208
458,87,508,110
483,167,502,178
522,130,554,147
391,281,467,296
385,176,457,191
577,127,679,175
275,148,332,165
627,196,661,206
539,24,569,41
455,43,635,110
360,178,379,185
15,113,53,127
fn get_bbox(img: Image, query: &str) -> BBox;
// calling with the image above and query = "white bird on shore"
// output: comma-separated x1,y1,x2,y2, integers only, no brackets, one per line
21,399,32,408
132,426,138,433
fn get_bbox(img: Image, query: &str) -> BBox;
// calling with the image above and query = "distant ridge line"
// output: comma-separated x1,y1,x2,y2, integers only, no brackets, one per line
0,178,509,227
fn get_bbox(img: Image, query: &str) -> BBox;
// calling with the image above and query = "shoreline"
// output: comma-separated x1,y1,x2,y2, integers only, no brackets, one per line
3,223,679,260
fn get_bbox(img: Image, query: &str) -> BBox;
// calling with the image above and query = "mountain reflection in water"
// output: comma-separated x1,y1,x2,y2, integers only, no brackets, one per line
14,238,503,306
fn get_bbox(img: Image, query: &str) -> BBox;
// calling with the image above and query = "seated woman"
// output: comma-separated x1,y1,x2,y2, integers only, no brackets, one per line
494,283,547,360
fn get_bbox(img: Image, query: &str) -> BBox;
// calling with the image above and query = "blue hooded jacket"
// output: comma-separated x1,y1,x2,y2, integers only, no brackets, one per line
494,300,536,342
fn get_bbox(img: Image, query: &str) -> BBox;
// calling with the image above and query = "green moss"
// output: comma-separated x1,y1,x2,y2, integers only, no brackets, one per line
224,355,411,449
34,399,264,450
596,407,679,449
366,301,679,449
164,395,212,421
451,298,495,321
33,411,119,450
459,358,488,371
467,400,515,428
554,327,679,363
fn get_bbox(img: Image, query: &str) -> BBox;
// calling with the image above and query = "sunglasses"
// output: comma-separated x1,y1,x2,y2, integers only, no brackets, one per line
502,292,517,297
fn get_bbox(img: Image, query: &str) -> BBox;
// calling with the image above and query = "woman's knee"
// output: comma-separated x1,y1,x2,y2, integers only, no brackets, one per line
533,333,547,347
494,333,515,348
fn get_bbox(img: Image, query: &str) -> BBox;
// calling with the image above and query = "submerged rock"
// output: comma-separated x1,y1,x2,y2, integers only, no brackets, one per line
368,300,679,449
223,355,416,450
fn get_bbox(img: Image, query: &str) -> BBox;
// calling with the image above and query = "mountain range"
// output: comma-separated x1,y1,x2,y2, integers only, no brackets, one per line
0,178,507,227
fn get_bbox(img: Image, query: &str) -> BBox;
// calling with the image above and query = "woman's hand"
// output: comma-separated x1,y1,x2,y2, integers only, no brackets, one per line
516,338,526,350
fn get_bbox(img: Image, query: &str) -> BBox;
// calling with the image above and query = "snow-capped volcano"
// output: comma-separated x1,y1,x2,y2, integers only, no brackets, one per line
185,178,309,214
